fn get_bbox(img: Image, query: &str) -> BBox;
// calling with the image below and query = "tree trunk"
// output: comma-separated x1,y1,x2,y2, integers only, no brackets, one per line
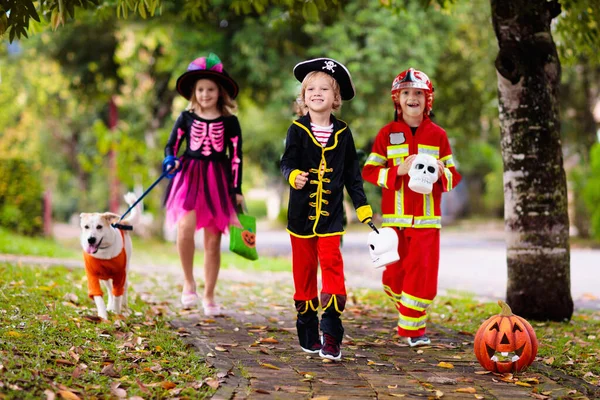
491,0,573,321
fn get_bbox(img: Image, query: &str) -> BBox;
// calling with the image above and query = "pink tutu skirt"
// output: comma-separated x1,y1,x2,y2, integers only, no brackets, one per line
164,157,239,233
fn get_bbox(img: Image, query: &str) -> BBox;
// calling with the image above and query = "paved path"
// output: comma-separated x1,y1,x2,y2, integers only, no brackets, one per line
170,285,599,400
3,224,600,399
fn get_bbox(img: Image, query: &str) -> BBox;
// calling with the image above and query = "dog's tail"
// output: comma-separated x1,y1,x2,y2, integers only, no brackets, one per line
121,192,142,227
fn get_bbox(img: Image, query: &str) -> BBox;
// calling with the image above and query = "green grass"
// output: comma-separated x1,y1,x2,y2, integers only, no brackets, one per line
0,227,291,272
0,262,215,399
0,227,79,258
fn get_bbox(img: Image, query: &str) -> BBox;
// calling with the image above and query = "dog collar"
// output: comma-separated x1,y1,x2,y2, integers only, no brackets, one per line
111,223,133,231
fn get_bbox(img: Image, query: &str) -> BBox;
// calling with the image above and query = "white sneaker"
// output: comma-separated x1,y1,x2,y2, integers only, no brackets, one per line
407,335,431,347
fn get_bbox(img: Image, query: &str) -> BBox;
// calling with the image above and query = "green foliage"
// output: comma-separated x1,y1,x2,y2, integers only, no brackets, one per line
555,0,600,65
582,143,600,240
0,262,215,398
0,158,44,235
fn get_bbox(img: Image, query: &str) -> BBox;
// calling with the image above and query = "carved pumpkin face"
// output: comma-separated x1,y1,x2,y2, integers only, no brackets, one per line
241,230,256,248
474,301,538,373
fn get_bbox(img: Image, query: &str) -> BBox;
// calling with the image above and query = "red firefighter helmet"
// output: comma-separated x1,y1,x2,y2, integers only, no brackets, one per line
391,68,434,115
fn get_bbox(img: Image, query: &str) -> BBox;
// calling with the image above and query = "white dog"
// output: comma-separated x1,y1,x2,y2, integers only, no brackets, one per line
79,192,140,320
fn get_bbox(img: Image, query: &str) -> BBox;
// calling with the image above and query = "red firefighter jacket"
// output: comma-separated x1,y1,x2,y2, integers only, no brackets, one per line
362,117,461,229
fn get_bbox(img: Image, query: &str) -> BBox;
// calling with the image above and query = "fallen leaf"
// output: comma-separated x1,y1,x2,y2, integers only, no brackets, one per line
255,389,270,394
515,381,531,387
135,378,151,395
318,379,338,385
543,356,555,365
312,396,331,400
259,362,280,370
58,391,81,400
100,364,119,378
455,387,476,393
437,361,454,369
259,337,279,344
44,390,56,400
71,367,82,380
110,382,127,398
475,395,485,400
214,346,228,352
520,378,540,384
474,371,491,375
160,381,176,390
205,377,219,389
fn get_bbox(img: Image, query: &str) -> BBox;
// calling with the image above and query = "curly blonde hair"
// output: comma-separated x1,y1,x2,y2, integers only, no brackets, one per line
297,71,342,114
189,78,238,116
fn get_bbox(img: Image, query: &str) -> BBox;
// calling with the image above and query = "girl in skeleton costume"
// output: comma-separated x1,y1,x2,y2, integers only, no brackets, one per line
362,68,461,347
163,53,244,315
281,58,373,361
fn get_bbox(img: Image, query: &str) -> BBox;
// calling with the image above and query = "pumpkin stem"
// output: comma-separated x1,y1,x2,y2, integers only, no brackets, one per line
498,300,514,316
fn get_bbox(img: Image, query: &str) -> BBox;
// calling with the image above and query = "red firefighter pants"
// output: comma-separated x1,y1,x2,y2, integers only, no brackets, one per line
382,227,440,337
290,235,345,301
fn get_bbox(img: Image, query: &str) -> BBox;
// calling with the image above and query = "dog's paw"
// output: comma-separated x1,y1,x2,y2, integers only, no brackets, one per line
123,192,138,205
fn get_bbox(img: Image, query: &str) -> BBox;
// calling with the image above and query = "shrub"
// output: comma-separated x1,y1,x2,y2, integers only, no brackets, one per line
582,143,600,241
0,158,44,235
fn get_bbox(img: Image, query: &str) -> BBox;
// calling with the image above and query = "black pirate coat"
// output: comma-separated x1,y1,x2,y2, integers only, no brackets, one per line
281,114,372,237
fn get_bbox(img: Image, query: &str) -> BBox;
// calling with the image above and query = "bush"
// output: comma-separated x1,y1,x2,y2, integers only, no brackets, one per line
0,158,44,235
582,143,600,241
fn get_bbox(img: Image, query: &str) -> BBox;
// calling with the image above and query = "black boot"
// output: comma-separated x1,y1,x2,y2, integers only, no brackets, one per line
319,293,346,361
295,298,321,353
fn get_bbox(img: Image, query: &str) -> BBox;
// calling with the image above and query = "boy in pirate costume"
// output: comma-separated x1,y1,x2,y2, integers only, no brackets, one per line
362,68,461,347
280,58,373,361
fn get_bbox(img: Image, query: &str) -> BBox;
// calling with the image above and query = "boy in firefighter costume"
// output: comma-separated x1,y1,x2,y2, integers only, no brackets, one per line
281,58,373,361
362,68,461,347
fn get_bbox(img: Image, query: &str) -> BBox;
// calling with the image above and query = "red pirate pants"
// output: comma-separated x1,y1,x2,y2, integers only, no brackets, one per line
382,227,440,338
290,235,346,300
291,235,346,342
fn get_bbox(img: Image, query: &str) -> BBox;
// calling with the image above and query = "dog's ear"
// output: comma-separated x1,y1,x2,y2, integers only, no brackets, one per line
101,212,121,224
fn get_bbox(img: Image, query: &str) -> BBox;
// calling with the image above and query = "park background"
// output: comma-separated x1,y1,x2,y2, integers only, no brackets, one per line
2,1,600,398
1,0,600,314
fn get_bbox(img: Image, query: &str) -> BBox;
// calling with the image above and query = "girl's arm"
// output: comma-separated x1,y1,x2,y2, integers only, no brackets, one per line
164,114,186,157
227,116,243,194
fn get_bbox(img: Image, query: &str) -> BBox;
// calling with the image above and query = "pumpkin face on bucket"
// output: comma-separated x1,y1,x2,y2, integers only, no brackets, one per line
474,301,538,373
241,230,256,248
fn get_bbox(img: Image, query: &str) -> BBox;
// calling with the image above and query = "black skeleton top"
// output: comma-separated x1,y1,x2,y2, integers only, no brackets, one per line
164,111,243,194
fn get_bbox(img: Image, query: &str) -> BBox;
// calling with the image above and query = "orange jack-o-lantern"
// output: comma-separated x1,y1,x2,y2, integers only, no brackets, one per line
474,300,538,373
241,230,256,248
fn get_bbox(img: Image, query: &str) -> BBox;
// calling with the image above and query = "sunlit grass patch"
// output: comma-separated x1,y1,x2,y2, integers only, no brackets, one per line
0,227,292,272
0,262,215,399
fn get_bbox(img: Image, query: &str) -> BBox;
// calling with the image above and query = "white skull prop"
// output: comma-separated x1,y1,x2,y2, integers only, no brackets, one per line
408,154,439,194
368,227,400,269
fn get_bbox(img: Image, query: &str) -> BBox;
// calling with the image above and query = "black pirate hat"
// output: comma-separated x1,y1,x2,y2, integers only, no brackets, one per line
176,53,239,100
293,58,355,100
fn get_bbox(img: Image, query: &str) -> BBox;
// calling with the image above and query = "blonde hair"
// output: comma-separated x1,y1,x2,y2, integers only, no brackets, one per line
189,78,238,116
297,71,342,113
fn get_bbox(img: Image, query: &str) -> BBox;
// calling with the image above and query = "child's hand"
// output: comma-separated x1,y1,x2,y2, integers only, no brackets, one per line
235,194,244,207
397,154,416,176
436,160,445,180
295,172,309,189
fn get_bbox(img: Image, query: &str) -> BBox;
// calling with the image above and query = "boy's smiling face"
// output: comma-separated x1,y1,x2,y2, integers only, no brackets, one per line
304,75,336,114
398,88,426,119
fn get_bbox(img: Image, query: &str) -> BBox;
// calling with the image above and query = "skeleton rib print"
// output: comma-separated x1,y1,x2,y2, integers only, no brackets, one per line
190,120,225,155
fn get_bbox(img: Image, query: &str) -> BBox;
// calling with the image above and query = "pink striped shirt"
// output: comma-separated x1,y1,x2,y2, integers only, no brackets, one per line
311,123,334,147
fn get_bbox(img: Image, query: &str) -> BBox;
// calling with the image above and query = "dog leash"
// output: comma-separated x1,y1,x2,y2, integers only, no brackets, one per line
111,169,171,231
